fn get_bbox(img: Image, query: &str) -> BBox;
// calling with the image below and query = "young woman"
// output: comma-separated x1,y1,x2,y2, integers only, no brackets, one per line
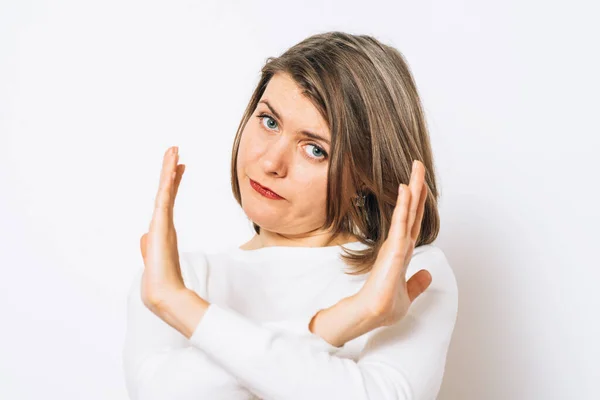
123,31,458,399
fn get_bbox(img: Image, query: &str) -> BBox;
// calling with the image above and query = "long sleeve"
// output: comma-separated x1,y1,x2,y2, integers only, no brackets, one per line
122,251,252,400
187,246,459,400
122,251,345,400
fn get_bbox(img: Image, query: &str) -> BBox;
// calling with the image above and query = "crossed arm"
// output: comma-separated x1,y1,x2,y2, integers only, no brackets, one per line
123,247,458,400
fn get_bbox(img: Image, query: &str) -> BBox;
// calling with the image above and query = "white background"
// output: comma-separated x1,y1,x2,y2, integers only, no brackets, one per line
1,0,598,399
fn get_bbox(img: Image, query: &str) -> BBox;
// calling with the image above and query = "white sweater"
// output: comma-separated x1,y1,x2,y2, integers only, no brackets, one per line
123,241,458,400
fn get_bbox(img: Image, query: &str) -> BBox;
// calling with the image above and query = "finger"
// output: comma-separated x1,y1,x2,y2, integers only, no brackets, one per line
388,183,411,244
407,269,432,302
167,153,182,223
152,146,178,231
154,146,177,210
402,180,428,267
406,160,425,236
173,164,185,203
410,182,428,242
140,233,147,261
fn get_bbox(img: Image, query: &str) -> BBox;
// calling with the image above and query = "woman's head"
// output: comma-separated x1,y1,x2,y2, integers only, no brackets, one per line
231,31,440,274
234,72,333,239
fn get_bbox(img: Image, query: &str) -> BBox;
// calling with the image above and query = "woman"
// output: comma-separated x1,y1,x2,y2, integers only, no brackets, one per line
123,31,458,399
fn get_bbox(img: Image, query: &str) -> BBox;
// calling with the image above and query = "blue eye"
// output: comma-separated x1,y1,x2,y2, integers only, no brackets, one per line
304,144,326,160
255,112,329,162
257,114,278,131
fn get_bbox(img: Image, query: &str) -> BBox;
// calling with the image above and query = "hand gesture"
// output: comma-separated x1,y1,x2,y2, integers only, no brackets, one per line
358,160,432,326
139,146,186,308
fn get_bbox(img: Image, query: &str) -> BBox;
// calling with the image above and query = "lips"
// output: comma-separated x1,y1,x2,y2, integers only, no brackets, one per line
249,178,284,199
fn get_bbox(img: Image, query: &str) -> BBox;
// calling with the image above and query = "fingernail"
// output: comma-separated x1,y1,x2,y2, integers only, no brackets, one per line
399,184,404,194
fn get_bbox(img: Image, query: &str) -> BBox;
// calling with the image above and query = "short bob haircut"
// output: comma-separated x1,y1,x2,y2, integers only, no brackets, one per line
230,31,440,275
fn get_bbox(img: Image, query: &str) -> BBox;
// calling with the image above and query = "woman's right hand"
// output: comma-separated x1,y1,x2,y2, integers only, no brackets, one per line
139,146,187,308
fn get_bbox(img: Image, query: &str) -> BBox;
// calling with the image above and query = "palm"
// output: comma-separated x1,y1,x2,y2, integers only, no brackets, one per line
359,161,432,326
139,146,186,306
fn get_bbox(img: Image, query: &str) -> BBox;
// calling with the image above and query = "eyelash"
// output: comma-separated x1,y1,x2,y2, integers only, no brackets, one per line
255,113,329,162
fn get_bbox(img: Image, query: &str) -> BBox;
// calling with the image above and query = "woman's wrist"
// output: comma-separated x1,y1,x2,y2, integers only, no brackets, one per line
152,287,210,340
309,294,382,348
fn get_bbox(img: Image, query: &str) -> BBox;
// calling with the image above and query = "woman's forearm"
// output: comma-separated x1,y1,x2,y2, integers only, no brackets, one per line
152,287,210,339
156,288,381,349
308,294,382,348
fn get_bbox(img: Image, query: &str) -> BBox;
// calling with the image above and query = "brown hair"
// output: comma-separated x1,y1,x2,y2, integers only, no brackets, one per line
230,31,440,275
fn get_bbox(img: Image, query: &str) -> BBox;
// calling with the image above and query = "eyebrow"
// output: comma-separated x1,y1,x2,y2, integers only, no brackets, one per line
258,100,330,146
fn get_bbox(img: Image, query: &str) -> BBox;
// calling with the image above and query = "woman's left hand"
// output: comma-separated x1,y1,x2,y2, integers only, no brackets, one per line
357,160,432,326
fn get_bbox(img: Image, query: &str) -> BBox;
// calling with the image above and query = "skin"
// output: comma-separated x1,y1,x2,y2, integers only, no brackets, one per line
138,73,433,345
236,72,359,250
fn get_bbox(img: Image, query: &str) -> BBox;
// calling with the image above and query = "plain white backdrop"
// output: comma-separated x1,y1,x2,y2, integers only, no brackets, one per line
1,0,598,399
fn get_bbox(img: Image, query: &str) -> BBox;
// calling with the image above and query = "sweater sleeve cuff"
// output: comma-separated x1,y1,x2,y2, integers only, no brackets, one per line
263,310,346,355
189,303,344,355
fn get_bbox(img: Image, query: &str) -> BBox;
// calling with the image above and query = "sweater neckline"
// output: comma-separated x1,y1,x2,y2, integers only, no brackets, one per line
228,240,370,263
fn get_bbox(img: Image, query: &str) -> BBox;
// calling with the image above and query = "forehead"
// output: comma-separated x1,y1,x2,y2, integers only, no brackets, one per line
260,73,330,137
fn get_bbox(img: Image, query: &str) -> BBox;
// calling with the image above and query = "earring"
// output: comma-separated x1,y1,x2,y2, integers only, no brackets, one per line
353,192,366,207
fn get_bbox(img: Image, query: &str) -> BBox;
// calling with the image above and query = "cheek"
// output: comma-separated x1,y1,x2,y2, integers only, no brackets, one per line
297,163,328,188
297,172,328,203
299,182,328,220
237,128,253,170
238,127,263,165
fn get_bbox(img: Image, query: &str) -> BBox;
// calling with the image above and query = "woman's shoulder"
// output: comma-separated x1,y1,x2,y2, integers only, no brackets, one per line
409,244,458,293
411,243,452,267
412,243,448,262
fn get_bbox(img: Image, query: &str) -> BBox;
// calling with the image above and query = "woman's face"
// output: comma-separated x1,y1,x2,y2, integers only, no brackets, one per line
237,72,332,236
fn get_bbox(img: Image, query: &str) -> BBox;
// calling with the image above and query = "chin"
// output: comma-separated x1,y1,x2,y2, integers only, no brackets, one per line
243,202,282,229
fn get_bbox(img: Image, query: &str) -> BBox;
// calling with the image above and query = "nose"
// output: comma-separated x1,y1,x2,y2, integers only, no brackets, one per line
260,136,289,177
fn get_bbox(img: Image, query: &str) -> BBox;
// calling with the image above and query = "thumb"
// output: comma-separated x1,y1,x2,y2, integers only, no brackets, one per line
140,233,148,261
407,269,432,302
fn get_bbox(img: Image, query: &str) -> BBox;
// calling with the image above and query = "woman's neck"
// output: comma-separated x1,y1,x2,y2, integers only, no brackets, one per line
239,230,360,250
